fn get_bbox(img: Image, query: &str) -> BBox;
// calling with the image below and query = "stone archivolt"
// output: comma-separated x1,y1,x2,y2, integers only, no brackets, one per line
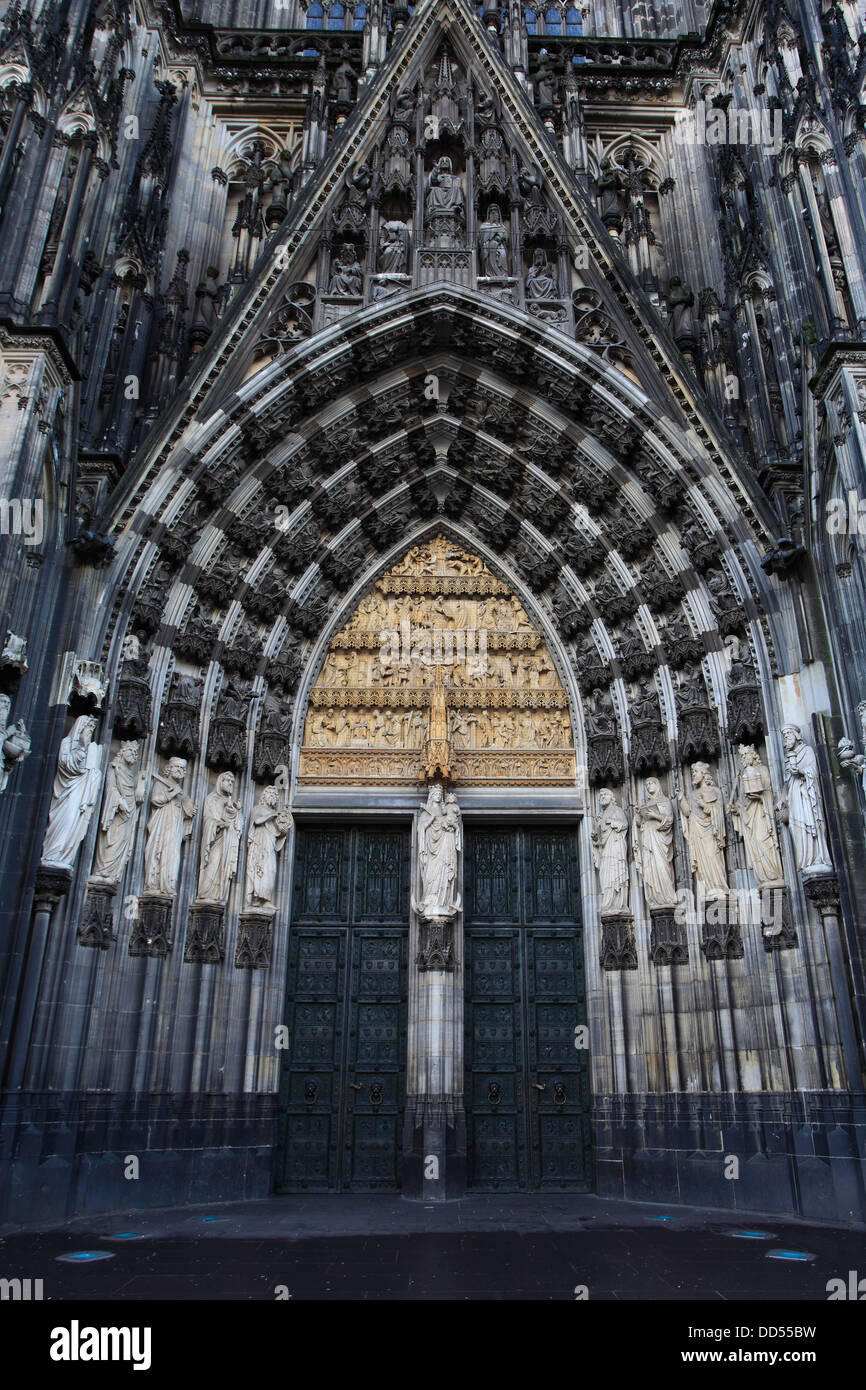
299,535,576,786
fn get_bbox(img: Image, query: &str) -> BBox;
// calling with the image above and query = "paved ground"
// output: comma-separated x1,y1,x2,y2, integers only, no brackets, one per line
1,1193,863,1300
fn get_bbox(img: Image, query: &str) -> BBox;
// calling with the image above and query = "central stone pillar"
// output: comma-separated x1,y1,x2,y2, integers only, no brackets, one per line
402,782,466,1199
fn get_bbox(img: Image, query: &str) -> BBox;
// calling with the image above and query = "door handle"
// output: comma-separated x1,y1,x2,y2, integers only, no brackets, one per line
533,1082,547,1092
349,1082,362,1091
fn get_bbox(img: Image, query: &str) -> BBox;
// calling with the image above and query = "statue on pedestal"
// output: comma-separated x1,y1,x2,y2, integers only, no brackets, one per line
143,757,197,896
92,741,144,883
414,783,461,918
779,724,833,875
41,716,102,870
592,789,630,915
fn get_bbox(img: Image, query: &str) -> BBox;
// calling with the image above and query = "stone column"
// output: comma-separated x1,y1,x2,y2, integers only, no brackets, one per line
4,867,72,1088
402,787,466,1199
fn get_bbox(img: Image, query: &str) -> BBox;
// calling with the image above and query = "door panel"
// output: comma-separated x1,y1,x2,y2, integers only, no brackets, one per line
343,930,407,1190
276,826,410,1194
465,929,526,1188
277,928,347,1190
525,929,591,1190
464,826,590,1192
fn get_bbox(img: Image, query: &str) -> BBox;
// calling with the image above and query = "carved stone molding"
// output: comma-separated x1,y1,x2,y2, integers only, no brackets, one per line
129,893,174,957
235,910,274,970
649,907,688,966
184,903,226,965
416,915,456,971
761,887,798,952
802,873,841,916
700,898,743,960
599,912,637,970
78,882,117,950
33,865,73,908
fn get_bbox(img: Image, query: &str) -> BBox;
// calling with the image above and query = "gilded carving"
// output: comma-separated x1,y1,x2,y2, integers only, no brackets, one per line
300,535,575,786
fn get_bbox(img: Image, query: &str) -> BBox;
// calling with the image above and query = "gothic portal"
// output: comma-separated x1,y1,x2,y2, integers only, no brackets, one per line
2,0,866,1221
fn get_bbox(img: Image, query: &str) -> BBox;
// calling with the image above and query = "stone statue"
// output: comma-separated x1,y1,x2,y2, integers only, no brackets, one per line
425,156,464,219
333,59,354,103
632,777,677,909
245,785,292,912
41,715,102,869
591,788,630,915
779,724,833,875
415,783,461,917
678,762,728,899
526,248,559,299
328,242,363,296
0,630,28,675
666,275,696,341
378,219,409,274
143,757,197,895
0,692,30,792
197,771,242,904
478,203,509,277
728,744,784,888
92,741,144,883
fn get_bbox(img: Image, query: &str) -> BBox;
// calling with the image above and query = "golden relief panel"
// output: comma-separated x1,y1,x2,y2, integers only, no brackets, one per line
298,535,577,786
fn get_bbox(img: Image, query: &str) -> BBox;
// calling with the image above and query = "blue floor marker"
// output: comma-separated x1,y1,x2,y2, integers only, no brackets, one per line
102,1232,143,1240
766,1249,815,1261
727,1230,773,1240
56,1250,116,1262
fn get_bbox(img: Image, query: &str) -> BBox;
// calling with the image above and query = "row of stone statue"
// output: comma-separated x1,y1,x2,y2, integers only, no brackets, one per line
304,705,572,750
40,719,291,914
592,731,833,917
318,647,556,688
346,592,535,630
328,182,560,292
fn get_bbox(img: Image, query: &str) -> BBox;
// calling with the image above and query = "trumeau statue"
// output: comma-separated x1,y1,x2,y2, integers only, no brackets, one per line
592,788,630,915
779,724,833,876
143,757,197,896
197,771,242,904
414,783,462,917
92,741,144,883
245,786,292,912
41,715,102,870
632,777,677,910
678,761,728,899
728,743,784,889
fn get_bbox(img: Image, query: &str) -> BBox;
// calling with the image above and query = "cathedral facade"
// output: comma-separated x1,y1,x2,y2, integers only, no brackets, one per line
1,0,866,1222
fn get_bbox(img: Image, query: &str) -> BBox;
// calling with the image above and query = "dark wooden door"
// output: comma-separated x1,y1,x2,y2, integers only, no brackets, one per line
464,827,590,1191
274,826,409,1192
